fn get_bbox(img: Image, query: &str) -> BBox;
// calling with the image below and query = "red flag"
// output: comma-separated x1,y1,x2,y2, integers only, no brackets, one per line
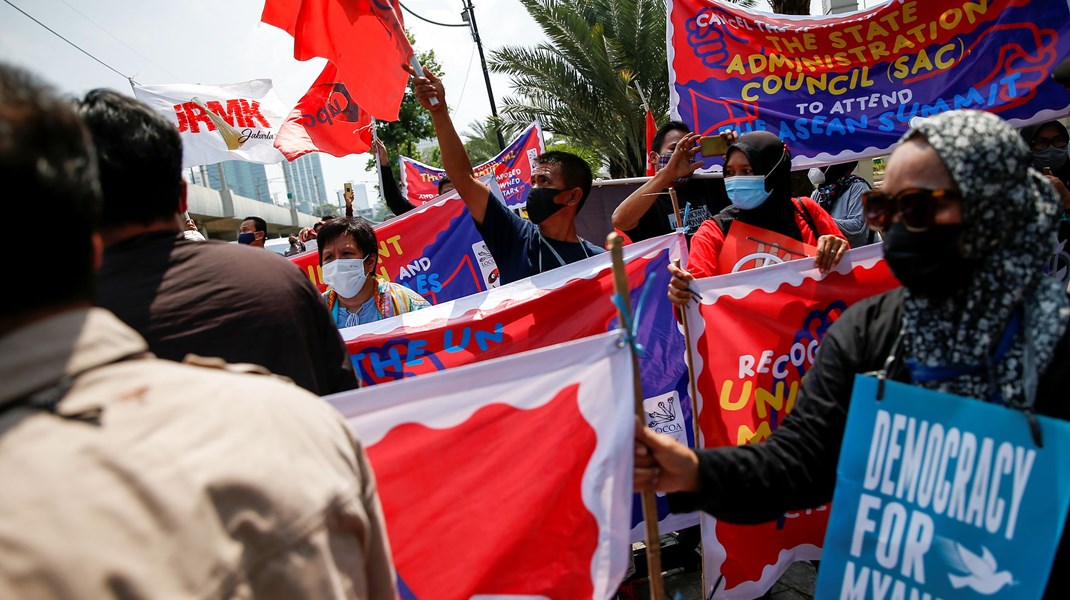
262,0,414,121
275,62,373,161
644,110,657,176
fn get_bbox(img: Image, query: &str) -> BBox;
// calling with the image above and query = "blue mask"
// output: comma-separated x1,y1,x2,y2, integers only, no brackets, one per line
725,175,771,210
237,232,257,245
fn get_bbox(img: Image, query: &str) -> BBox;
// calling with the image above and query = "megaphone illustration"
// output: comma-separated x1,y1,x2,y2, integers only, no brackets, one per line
191,97,245,151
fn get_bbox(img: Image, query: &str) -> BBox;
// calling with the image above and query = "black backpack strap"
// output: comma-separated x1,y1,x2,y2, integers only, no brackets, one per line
793,197,821,238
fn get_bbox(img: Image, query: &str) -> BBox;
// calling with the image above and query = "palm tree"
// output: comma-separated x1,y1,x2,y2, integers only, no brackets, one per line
462,117,510,164
490,0,669,178
490,0,757,178
770,0,810,15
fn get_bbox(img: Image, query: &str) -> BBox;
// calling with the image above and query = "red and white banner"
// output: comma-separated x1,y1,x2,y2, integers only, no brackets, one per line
683,244,899,599
133,80,286,168
261,0,414,121
399,120,545,206
339,233,685,386
327,331,634,598
274,61,373,161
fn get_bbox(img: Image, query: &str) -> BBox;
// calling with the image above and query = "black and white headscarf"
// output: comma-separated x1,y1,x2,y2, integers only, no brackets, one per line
899,110,1069,406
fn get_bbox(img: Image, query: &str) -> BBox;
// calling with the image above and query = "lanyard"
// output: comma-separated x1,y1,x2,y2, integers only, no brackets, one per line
537,234,590,274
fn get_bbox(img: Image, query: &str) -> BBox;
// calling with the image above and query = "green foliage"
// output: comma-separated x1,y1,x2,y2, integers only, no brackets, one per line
490,0,669,178
312,204,339,218
462,116,510,164
546,138,605,178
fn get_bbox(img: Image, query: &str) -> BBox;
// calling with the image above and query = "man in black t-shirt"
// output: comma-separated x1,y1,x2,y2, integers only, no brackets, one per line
408,66,604,285
612,120,729,242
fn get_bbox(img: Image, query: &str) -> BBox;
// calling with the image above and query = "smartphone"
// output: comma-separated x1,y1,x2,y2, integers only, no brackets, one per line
344,182,354,194
700,135,728,156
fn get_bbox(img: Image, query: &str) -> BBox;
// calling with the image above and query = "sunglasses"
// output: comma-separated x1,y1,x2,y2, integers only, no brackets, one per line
861,188,961,232
1030,136,1068,152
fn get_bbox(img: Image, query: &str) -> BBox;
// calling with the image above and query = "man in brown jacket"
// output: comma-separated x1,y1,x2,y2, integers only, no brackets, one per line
0,63,396,599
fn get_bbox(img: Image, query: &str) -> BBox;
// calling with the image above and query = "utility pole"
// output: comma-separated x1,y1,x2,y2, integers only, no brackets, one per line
462,0,506,151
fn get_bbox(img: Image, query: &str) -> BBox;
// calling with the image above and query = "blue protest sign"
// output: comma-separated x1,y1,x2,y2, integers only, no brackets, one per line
815,376,1070,599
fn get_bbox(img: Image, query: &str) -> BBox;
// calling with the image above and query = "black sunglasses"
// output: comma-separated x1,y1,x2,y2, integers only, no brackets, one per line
861,188,961,232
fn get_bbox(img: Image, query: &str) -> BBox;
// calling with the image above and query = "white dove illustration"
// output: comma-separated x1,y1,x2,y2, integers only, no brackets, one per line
947,542,1015,595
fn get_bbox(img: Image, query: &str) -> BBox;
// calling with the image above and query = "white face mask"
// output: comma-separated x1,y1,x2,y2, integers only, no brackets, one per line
807,167,826,188
322,258,368,299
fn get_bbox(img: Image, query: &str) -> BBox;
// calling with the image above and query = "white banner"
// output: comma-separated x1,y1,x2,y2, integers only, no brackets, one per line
133,79,285,168
327,331,635,598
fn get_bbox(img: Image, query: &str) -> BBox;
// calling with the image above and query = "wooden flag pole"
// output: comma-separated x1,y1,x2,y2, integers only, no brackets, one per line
674,257,706,594
668,187,682,233
607,232,665,600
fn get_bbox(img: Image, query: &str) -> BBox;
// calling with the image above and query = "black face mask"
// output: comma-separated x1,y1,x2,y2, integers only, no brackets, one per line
882,223,978,300
526,187,569,224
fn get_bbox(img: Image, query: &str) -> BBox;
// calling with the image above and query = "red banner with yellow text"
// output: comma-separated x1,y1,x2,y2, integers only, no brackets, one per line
683,244,899,599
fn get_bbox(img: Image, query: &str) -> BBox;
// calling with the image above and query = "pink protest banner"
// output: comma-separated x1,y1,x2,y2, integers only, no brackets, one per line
327,331,634,598
399,120,545,206
683,244,900,598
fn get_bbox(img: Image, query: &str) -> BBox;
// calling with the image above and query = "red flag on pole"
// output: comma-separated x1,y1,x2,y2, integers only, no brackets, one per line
274,62,373,161
644,110,657,176
261,0,414,121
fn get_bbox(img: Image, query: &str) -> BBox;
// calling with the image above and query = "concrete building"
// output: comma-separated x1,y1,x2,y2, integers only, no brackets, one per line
282,153,327,214
195,161,271,204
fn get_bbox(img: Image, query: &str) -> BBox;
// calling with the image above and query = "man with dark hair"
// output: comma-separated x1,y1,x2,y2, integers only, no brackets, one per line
612,120,729,242
0,62,395,599
82,89,357,396
408,66,604,284
239,215,268,247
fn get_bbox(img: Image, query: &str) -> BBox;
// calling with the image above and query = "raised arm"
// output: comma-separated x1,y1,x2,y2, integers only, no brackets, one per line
407,65,491,224
612,132,702,231
374,139,416,216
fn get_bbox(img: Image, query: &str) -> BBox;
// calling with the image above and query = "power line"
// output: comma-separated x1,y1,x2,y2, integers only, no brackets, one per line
57,0,182,81
398,1,468,27
2,0,137,84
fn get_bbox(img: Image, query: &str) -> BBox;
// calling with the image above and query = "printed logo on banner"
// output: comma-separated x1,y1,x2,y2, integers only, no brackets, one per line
668,0,1070,168
472,241,501,288
815,376,1070,600
644,391,688,446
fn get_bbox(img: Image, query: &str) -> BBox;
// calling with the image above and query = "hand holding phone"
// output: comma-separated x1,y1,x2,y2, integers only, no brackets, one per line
700,135,728,156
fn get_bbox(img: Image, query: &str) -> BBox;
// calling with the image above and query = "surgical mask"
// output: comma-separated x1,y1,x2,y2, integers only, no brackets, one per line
237,232,257,245
807,167,826,188
322,258,369,299
526,187,570,224
1033,148,1068,170
725,176,772,210
882,223,978,300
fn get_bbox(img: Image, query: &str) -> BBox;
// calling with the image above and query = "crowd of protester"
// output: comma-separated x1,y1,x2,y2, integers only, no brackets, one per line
3,52,1070,598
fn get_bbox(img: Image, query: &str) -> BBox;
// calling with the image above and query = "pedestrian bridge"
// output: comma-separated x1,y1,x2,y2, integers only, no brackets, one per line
185,183,320,241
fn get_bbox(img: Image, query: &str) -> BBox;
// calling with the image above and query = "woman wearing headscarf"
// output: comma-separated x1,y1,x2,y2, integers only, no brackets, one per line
1021,120,1070,285
667,130,848,306
809,160,877,247
635,111,1070,597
